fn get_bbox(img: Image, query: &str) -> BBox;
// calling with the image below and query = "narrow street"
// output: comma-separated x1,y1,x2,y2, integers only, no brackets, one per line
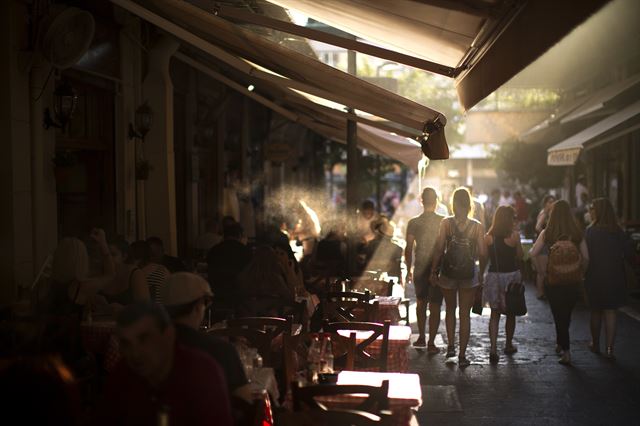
409,284,640,425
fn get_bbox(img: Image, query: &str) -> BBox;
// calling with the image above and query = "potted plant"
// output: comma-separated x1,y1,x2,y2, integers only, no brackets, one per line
135,159,152,180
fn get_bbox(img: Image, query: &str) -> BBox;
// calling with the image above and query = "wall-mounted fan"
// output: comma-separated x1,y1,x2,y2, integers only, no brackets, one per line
39,6,95,69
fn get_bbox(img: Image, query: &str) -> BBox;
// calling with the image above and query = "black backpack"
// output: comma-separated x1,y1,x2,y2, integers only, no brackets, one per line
442,220,476,280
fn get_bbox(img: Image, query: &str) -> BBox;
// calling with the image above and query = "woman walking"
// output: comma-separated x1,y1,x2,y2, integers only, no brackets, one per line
431,187,487,367
481,205,524,363
531,200,589,365
534,195,556,300
584,198,633,359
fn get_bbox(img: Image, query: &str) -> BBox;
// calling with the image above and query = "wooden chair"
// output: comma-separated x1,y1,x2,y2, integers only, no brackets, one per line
278,409,392,426
208,316,293,365
278,300,307,328
350,279,410,325
323,320,391,372
321,292,378,323
292,380,390,414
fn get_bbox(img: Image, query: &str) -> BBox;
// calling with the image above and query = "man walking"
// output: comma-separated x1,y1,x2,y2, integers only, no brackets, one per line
405,188,445,351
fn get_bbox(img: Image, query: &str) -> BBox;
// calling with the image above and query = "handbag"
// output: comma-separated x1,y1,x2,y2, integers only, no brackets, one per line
493,240,527,316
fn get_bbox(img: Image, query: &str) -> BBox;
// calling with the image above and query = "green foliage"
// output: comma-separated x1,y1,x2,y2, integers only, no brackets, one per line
492,142,565,189
395,71,465,146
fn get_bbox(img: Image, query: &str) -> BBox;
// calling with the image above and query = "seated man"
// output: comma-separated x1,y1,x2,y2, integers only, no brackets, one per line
147,236,187,273
98,303,232,426
206,222,252,304
163,272,249,397
362,216,403,280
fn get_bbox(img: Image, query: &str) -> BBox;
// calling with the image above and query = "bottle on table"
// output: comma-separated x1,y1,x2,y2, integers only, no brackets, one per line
307,333,320,384
320,333,334,374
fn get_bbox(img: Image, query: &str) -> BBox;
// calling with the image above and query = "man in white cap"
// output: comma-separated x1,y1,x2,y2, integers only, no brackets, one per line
163,273,249,397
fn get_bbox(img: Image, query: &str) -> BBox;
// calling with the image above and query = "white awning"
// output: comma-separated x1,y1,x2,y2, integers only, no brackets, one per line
267,0,611,109
560,73,640,123
547,99,640,165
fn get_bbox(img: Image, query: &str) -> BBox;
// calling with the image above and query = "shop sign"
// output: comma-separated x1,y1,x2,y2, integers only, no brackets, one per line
547,147,581,166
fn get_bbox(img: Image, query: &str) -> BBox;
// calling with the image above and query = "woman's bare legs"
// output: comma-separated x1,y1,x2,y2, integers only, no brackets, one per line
458,287,476,359
535,256,547,298
590,309,602,352
441,288,458,353
603,309,617,351
505,314,516,350
489,309,500,354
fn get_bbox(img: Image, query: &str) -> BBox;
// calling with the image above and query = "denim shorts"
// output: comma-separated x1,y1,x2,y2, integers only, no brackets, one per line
438,266,480,290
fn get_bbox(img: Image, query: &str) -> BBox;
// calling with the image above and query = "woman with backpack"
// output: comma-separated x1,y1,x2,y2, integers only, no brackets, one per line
431,187,487,367
584,198,634,360
480,205,524,363
530,199,589,365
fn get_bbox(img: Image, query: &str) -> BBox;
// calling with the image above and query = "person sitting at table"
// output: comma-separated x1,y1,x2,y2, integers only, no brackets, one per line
163,273,248,392
127,240,169,304
46,228,115,318
100,237,150,309
207,222,253,307
236,246,295,317
98,302,232,426
311,220,348,280
362,215,403,280
43,229,115,366
147,236,187,273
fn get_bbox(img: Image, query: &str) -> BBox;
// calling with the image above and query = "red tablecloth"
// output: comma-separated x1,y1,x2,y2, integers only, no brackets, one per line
80,321,121,372
371,297,401,324
337,325,411,372
317,370,422,426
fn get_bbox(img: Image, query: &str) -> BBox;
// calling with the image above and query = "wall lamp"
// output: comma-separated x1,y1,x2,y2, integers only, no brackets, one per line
418,116,449,160
128,101,153,140
43,80,78,130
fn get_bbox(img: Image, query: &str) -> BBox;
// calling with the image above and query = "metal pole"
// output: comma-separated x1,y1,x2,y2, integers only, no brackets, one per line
346,49,358,276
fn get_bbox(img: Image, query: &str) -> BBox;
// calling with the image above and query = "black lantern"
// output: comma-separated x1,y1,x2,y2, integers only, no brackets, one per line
43,80,78,130
418,116,449,160
129,101,154,140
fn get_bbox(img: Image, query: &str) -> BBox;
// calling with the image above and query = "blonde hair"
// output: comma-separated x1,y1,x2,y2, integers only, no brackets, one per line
51,238,89,283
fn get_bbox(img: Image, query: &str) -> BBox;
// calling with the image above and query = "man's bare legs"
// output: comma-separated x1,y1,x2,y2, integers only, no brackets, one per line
415,298,428,346
428,302,441,347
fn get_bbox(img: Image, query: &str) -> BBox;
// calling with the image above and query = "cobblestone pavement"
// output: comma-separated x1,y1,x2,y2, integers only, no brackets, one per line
406,283,640,425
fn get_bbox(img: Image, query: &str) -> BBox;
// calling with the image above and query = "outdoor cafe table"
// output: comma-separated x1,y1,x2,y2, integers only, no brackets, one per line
317,370,422,426
370,296,402,324
337,325,412,373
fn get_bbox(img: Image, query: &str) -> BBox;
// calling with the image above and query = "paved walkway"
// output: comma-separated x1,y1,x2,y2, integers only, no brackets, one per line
407,283,640,425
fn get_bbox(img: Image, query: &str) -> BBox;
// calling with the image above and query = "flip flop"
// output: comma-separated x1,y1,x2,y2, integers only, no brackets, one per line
427,344,440,354
458,357,471,367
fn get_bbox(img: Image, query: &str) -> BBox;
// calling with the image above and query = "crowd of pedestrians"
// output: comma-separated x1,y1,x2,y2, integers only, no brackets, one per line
405,185,634,367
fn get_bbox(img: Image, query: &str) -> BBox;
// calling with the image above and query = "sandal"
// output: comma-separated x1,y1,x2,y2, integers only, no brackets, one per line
588,342,600,354
555,345,564,356
446,346,456,358
413,337,427,348
458,356,471,367
558,352,571,365
489,352,499,364
504,345,518,355
427,344,440,354
604,346,615,360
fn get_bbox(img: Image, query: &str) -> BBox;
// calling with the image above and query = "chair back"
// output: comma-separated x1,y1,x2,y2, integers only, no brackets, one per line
278,409,392,426
350,279,393,297
321,292,378,322
292,380,390,413
323,320,391,372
